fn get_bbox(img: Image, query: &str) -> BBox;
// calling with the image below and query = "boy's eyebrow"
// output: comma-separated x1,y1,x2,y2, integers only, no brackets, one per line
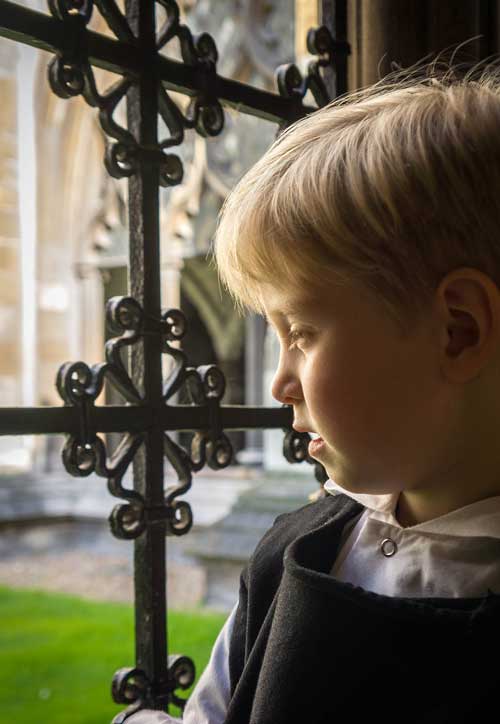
263,302,313,322
263,309,291,323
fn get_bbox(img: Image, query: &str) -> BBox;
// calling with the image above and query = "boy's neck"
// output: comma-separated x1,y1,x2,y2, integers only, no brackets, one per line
395,486,500,528
394,493,422,528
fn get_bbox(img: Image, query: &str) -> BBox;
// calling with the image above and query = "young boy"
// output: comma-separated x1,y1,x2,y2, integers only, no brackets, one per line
131,64,500,723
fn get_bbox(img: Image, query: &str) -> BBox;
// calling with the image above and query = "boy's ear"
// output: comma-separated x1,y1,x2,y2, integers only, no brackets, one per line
435,268,500,383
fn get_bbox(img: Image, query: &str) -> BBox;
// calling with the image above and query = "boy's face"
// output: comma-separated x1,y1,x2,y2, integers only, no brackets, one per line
261,280,456,497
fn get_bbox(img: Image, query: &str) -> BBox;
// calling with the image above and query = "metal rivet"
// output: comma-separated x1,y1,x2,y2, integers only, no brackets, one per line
380,537,397,557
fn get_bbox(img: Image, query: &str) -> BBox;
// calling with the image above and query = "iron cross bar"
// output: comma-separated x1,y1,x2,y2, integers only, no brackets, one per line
0,0,327,125
0,402,291,437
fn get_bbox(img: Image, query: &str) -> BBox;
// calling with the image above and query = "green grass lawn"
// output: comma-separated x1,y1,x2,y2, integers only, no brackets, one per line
0,586,227,724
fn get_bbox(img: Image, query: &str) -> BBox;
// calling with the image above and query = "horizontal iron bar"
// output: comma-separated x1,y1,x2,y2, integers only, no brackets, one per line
0,404,293,435
0,0,316,124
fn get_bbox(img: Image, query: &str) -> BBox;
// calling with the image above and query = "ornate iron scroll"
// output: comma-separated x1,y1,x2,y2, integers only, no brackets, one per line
46,0,224,186
276,24,350,117
0,0,349,719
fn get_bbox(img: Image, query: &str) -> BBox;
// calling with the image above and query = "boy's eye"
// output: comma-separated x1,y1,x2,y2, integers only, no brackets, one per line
287,328,309,351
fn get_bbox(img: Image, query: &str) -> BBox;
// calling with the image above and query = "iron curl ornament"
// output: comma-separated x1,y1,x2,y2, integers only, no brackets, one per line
283,428,329,487
275,24,351,119
161,307,233,537
111,654,195,721
56,295,234,541
112,667,151,722
46,0,225,187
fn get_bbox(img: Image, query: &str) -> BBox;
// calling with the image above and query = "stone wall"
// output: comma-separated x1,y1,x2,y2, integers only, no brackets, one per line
0,38,20,409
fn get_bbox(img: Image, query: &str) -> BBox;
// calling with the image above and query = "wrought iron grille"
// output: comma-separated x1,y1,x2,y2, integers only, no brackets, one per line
0,0,349,719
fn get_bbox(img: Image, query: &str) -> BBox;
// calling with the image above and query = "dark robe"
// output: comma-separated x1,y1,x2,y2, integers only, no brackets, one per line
225,493,500,723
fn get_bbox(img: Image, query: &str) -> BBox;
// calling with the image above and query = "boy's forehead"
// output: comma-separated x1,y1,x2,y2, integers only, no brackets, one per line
260,286,333,321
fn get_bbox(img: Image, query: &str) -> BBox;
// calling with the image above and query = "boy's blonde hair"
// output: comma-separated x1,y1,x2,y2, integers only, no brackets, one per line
209,59,500,335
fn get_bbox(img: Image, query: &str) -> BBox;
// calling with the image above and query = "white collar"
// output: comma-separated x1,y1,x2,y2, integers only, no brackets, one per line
324,478,500,538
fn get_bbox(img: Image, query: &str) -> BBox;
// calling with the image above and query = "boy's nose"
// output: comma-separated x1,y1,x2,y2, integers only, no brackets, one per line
270,368,302,405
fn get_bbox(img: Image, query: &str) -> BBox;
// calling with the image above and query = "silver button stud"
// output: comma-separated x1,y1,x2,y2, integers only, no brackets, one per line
380,537,397,557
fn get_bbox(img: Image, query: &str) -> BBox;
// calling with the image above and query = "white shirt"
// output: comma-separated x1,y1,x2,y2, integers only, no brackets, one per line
129,480,500,723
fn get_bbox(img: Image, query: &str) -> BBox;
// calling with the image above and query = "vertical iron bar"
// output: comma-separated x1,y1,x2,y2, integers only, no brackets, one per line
125,0,168,710
320,0,348,97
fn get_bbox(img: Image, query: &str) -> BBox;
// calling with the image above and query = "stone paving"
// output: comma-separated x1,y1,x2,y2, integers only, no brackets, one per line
0,520,208,609
0,552,207,609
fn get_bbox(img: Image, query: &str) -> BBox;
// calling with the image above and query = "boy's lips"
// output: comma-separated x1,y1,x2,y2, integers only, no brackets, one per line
308,436,325,455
